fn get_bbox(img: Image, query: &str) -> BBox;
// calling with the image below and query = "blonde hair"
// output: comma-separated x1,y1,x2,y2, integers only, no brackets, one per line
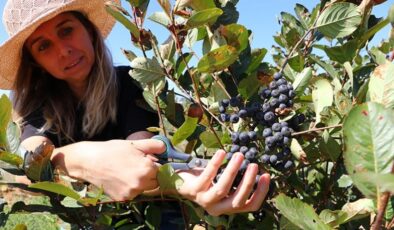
13,11,118,144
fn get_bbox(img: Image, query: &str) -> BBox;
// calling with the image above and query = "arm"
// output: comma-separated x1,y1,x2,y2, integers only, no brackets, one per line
21,135,166,201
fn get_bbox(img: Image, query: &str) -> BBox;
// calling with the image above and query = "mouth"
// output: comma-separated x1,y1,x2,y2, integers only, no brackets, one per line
65,57,83,70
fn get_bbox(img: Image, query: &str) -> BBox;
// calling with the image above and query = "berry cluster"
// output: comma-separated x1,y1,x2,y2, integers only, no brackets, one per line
215,72,299,191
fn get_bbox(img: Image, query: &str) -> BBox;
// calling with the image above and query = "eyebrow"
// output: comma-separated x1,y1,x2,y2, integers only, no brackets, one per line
28,19,73,48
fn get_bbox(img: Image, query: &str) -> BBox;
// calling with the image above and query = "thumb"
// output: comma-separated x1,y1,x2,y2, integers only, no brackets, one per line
131,139,166,155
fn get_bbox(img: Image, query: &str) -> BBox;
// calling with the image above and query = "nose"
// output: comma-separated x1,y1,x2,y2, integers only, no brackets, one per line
56,42,73,57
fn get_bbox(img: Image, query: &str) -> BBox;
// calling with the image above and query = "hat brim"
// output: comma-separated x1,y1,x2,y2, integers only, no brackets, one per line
0,0,120,89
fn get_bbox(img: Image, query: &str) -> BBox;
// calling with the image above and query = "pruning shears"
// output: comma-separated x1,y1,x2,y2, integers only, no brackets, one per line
152,135,209,170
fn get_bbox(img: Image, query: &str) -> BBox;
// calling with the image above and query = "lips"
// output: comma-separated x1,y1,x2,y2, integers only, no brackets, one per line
65,56,83,70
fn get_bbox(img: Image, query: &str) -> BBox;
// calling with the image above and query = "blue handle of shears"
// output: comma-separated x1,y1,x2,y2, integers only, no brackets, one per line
151,135,191,162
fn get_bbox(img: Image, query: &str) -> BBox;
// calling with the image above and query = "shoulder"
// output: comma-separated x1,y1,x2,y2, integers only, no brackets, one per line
115,65,143,95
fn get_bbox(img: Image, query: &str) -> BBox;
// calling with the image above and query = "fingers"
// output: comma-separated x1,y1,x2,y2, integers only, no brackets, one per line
231,163,258,208
204,172,270,216
194,150,226,191
199,153,244,204
239,173,270,212
131,139,166,155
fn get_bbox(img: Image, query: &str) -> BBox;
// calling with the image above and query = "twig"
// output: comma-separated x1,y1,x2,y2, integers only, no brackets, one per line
292,124,343,136
372,163,394,230
154,95,167,136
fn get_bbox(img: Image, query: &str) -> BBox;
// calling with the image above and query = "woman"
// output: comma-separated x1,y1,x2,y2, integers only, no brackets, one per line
0,0,270,217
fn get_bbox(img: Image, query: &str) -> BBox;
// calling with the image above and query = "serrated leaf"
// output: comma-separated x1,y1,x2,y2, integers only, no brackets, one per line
172,116,199,146
293,67,312,95
369,62,394,109
323,40,358,64
238,73,261,100
157,164,184,192
186,8,223,28
343,102,394,199
105,5,140,40
315,2,362,39
197,45,238,73
274,194,332,230
129,57,166,93
312,78,334,124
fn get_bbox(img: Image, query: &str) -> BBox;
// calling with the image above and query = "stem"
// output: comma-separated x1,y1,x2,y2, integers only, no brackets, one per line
154,95,167,136
292,124,343,136
132,8,148,58
280,28,313,72
372,163,394,230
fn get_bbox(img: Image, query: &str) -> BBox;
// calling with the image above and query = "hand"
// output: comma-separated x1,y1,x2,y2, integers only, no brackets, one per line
176,151,270,216
52,138,166,201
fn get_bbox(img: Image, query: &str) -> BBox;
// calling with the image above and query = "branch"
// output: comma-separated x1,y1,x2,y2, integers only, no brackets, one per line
291,124,343,136
372,163,394,230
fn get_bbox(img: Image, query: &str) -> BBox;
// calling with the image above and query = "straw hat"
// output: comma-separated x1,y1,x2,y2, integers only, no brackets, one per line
0,0,120,89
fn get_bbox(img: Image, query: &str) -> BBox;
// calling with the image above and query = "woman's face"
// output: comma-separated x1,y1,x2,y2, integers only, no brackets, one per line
25,12,95,88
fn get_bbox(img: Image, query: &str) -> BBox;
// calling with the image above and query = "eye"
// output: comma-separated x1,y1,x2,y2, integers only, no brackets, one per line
59,27,73,37
37,40,50,52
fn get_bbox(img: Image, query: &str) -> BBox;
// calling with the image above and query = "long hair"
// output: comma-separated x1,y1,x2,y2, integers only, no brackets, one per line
13,11,118,144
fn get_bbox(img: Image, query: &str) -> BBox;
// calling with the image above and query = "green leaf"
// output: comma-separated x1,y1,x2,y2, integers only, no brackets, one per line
369,62,394,109
126,0,147,7
176,0,216,11
274,194,332,230
353,172,394,194
323,40,357,64
29,182,81,201
149,12,171,27
238,73,261,100
145,204,162,229
319,209,348,228
197,45,238,73
172,116,199,146
337,174,353,188
157,164,184,192
129,57,165,91
175,52,193,78
199,130,223,148
7,122,21,155
341,198,374,223
105,5,140,40
245,48,267,74
295,3,312,29
220,24,249,53
293,67,312,95
288,54,305,72
315,2,362,39
157,0,172,19
0,95,12,147
309,55,339,79
312,78,334,124
186,8,223,28
0,150,23,167
343,102,394,199
318,130,341,161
